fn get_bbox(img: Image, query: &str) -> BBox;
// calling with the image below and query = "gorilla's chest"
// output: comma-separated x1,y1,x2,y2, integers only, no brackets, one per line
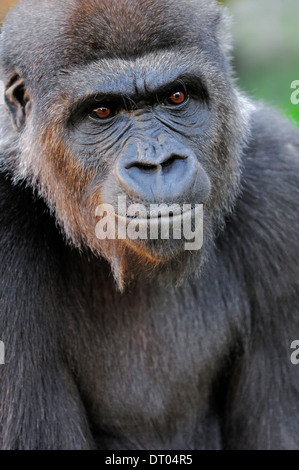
74,285,230,449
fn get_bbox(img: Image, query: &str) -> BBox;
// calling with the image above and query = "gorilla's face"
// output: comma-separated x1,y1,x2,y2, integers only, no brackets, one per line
2,0,247,287
65,53,212,260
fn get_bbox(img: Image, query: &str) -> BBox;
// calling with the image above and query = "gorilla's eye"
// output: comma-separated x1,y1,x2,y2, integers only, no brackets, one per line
163,90,187,107
91,106,112,119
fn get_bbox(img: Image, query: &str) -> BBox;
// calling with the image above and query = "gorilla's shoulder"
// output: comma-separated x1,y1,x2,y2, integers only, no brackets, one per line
0,171,38,223
0,171,59,249
246,105,299,166
220,105,299,291
240,105,299,215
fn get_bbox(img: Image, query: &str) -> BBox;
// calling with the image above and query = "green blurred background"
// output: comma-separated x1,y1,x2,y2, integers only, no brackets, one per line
1,0,299,125
220,0,299,126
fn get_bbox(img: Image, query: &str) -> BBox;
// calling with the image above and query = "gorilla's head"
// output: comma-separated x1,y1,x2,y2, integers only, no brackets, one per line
0,0,249,288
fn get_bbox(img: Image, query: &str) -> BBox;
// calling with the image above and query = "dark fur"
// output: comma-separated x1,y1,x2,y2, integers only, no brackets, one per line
0,0,298,449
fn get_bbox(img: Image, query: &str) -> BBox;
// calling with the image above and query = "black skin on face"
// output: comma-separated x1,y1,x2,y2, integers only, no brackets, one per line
0,0,298,450
68,60,211,208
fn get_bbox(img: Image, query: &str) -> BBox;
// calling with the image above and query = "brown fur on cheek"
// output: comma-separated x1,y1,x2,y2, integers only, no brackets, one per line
16,117,164,290
16,115,101,246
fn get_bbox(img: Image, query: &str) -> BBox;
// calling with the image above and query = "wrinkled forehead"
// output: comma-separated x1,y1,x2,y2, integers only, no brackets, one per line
56,50,207,97
35,46,231,116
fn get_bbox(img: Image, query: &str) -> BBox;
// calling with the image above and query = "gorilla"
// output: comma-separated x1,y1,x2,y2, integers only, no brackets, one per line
0,0,298,450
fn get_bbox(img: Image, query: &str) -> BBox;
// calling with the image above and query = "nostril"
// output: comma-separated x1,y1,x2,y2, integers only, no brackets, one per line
125,155,187,172
125,162,158,172
161,155,187,170
161,154,187,170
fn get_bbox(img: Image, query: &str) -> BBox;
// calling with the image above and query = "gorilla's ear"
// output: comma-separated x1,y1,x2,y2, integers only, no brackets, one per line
5,73,31,132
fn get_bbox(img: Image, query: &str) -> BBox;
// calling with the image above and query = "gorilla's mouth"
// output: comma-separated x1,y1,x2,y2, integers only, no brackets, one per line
109,205,203,254
115,206,197,225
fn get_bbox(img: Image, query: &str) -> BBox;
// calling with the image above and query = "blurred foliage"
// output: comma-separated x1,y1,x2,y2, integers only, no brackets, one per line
1,0,298,126
221,0,299,126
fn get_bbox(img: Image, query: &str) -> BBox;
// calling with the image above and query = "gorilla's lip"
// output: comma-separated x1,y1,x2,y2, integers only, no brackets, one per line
115,207,196,224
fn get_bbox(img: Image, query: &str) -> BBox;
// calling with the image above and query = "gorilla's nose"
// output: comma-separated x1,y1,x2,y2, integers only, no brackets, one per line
116,144,199,203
